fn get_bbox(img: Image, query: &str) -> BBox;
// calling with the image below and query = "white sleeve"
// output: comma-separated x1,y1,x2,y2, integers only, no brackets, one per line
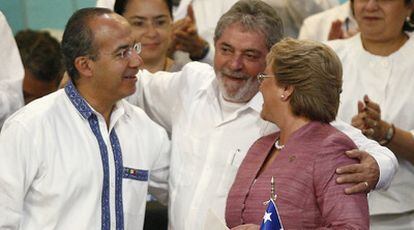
0,121,40,228
298,17,314,40
148,128,171,205
128,62,212,132
331,119,398,190
0,11,24,82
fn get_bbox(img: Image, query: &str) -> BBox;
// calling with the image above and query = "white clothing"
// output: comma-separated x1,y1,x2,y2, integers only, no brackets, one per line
96,0,114,8
0,82,170,230
264,0,340,38
0,78,24,128
328,33,414,219
299,1,356,41
0,11,24,81
128,61,397,230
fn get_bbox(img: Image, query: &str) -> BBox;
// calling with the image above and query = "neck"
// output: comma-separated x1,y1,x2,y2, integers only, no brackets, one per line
144,57,172,73
361,32,408,56
76,83,115,127
273,110,310,145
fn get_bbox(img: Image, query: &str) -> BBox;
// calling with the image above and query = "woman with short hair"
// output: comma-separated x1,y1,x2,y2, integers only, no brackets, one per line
225,38,369,229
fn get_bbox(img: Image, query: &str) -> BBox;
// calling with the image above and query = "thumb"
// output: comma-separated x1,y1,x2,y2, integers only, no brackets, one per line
187,4,195,22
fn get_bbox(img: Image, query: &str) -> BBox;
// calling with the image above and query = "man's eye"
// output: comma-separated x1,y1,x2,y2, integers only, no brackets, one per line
220,46,232,54
116,49,126,58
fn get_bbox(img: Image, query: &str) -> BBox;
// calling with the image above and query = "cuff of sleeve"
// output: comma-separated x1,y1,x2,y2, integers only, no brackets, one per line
370,148,398,190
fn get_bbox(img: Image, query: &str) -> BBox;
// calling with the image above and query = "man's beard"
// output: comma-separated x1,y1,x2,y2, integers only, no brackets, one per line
216,68,259,103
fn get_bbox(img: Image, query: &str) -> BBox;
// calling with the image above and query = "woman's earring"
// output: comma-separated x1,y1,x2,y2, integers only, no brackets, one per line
281,94,285,100
406,15,414,27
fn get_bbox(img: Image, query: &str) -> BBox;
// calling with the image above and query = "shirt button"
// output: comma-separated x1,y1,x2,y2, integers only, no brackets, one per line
111,182,115,188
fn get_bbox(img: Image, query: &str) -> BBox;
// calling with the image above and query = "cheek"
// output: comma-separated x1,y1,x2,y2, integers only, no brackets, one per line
245,62,266,77
131,28,145,41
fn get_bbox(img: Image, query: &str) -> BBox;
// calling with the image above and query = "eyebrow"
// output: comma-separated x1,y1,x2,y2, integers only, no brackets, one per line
129,15,169,20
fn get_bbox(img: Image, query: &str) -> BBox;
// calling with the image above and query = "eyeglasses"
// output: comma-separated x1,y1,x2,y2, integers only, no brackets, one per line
118,43,141,59
257,73,273,84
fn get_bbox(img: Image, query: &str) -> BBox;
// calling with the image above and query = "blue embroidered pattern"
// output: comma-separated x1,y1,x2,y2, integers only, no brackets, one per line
110,130,124,229
65,81,124,230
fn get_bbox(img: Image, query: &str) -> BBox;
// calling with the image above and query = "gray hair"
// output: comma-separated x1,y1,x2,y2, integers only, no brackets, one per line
61,7,113,81
214,0,284,49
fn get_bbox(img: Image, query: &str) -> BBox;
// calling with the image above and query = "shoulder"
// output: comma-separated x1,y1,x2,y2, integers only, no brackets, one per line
300,122,357,155
4,90,66,127
180,61,215,79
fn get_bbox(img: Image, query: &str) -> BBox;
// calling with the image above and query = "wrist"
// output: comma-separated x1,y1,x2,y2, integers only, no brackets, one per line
379,123,395,146
190,39,209,61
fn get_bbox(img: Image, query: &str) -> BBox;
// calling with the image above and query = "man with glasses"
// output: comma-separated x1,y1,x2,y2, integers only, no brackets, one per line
129,0,397,229
0,8,170,230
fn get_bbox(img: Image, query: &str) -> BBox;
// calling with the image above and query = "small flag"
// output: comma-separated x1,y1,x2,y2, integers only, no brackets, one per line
259,199,283,230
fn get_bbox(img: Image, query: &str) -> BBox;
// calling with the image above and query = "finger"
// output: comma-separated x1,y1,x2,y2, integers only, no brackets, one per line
344,182,370,194
328,20,343,40
336,172,366,185
336,163,363,175
364,106,381,121
364,117,378,128
357,100,365,113
362,128,374,138
172,18,187,31
186,4,196,23
364,95,381,113
351,114,366,130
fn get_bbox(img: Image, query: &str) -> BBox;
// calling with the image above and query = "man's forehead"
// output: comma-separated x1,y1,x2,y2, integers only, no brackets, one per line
91,14,134,49
217,23,267,52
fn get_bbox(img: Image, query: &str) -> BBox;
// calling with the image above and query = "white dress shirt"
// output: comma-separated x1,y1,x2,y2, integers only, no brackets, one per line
0,82,170,230
128,61,397,230
0,78,24,128
299,1,356,41
328,32,414,216
0,11,24,81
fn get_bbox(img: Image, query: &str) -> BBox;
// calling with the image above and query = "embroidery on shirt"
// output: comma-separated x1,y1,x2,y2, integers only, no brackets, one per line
65,81,125,230
123,167,149,181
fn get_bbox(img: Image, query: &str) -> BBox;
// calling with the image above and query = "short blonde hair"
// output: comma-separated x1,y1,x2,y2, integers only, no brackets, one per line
267,38,343,123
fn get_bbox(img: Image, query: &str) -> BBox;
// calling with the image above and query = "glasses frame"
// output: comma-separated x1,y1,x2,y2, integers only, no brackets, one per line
257,73,273,84
119,42,142,59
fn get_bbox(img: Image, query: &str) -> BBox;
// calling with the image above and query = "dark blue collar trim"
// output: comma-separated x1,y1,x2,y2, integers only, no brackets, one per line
64,80,93,119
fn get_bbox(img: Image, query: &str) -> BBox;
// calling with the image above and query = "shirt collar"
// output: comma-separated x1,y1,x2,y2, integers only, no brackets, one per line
64,80,127,122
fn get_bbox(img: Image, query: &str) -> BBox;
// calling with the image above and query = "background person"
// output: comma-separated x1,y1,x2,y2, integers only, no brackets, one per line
114,0,184,73
0,29,64,128
327,0,414,228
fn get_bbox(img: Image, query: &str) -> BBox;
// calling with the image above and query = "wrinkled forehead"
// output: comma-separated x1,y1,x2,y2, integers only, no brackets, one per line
217,22,267,50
